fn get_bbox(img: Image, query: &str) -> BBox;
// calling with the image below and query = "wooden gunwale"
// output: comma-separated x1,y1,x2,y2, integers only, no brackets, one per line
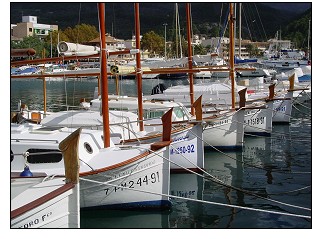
79,150,151,176
11,182,75,219
122,124,192,143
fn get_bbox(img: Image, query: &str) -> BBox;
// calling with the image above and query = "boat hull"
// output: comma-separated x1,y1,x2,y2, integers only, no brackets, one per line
11,177,80,228
11,125,171,210
202,109,245,150
243,101,273,136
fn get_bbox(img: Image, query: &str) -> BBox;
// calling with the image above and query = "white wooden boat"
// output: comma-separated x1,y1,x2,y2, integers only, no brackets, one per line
236,65,274,78
11,3,172,210
243,100,273,136
11,128,81,228
201,107,245,150
40,95,205,173
146,82,247,149
146,80,247,108
10,114,172,210
246,74,305,123
194,70,212,79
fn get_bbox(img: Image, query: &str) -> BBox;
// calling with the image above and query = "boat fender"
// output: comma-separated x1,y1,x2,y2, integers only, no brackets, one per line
20,166,33,177
110,65,119,74
151,83,167,95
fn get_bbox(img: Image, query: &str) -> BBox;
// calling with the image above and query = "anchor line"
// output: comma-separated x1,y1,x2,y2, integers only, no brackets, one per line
79,177,311,219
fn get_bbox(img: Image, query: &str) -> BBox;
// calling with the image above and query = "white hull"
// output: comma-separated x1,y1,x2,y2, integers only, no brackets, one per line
247,85,295,124
41,97,205,172
237,68,271,77
11,124,171,210
194,71,212,79
211,71,229,78
79,147,170,209
243,101,273,136
147,82,246,108
261,59,309,70
169,124,204,172
202,109,245,149
271,91,293,123
11,177,80,228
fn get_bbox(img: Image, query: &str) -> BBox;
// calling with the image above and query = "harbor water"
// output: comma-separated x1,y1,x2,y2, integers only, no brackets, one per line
10,77,311,229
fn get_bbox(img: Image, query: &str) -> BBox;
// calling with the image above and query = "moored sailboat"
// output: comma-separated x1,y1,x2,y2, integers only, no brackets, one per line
11,128,81,228
11,3,172,210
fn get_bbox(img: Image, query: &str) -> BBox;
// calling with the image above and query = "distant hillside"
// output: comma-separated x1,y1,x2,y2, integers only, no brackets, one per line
282,8,311,49
10,2,310,41
262,2,311,14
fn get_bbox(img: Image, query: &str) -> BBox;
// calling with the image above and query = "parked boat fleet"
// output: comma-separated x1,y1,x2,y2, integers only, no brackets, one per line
10,49,311,228
11,66,310,227
10,3,311,228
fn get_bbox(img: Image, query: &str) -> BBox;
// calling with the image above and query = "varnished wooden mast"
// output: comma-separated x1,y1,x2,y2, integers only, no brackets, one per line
186,3,195,116
98,3,110,148
135,3,144,131
229,3,236,109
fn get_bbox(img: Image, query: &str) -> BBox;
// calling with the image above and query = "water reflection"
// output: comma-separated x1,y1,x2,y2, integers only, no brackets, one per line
201,150,245,228
80,209,170,228
169,173,204,228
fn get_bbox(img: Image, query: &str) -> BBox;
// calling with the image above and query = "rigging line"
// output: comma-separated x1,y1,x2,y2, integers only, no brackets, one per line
205,175,311,212
247,131,311,142
76,2,82,44
95,160,165,203
293,93,312,106
227,111,311,141
217,5,229,54
218,3,224,43
264,185,311,196
80,177,311,219
249,3,263,41
242,4,252,41
72,78,76,107
292,103,311,117
200,129,310,174
253,3,267,41
292,97,312,110
207,136,305,174
247,3,259,41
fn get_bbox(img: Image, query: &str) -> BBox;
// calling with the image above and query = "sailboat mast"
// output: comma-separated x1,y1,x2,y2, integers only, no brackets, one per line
308,20,311,60
186,3,194,116
175,3,178,58
177,4,183,58
229,3,236,109
239,3,242,58
98,3,110,148
134,3,144,131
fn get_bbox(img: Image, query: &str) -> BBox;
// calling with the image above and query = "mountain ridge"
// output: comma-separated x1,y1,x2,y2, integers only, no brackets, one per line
10,2,311,41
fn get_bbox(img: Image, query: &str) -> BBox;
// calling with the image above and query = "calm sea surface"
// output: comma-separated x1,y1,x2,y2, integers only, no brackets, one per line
10,77,311,229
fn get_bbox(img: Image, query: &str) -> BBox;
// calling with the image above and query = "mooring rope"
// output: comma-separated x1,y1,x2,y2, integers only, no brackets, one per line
79,177,311,219
129,144,311,214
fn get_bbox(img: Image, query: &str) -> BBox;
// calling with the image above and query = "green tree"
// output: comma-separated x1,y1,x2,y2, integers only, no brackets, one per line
245,44,260,57
42,24,99,57
63,24,99,43
11,35,47,58
193,44,207,55
43,30,71,57
141,31,165,57
282,10,311,50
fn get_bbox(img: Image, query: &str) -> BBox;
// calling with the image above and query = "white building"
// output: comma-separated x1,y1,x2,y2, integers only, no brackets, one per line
11,16,58,40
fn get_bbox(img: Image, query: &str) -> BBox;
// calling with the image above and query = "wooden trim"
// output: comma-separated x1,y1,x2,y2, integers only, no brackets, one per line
150,141,171,151
79,151,150,176
122,124,191,143
11,183,75,220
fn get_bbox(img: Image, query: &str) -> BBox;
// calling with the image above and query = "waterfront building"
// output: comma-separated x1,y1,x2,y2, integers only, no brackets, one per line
11,16,58,40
